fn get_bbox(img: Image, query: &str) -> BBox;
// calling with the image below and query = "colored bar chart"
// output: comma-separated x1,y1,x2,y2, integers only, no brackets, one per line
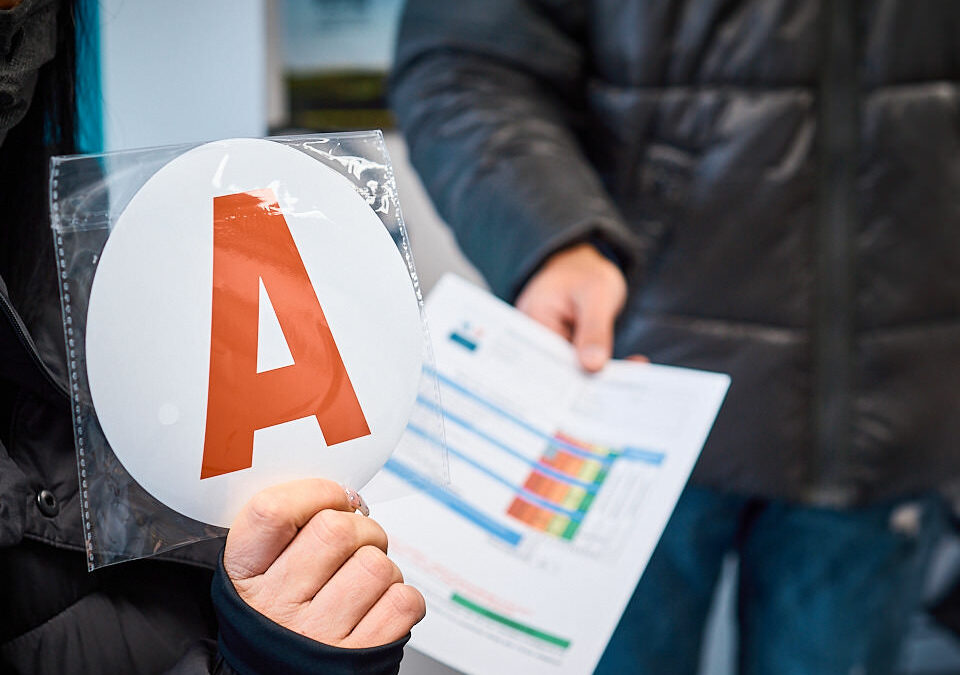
506,432,614,540
393,366,668,547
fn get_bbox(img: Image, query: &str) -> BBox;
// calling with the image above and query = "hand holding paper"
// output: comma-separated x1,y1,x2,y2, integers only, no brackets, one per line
515,242,627,372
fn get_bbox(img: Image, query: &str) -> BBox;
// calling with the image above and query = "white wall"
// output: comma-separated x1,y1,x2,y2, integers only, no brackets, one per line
99,0,268,151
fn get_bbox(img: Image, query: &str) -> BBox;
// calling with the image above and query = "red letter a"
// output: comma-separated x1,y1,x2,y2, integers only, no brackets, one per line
200,189,370,479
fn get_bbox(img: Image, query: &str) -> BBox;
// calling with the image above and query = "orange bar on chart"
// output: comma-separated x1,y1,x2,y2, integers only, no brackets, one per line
506,432,619,541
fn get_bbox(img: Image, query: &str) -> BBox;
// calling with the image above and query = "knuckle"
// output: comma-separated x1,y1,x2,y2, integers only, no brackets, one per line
516,296,542,317
310,509,358,550
355,546,398,586
387,583,426,623
606,267,628,292
246,492,287,528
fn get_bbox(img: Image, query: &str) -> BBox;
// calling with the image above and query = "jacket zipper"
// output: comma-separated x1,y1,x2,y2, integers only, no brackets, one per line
810,0,859,504
0,291,71,400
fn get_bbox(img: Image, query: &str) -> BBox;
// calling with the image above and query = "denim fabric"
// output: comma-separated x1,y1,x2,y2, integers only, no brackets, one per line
596,485,943,675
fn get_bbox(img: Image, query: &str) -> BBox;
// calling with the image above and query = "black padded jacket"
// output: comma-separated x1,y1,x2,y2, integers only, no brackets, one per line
392,0,960,506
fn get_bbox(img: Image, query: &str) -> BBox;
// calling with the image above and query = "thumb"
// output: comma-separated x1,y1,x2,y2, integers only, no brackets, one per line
571,288,622,373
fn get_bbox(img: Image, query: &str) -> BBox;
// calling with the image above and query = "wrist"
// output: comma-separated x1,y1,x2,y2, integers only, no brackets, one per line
586,234,630,274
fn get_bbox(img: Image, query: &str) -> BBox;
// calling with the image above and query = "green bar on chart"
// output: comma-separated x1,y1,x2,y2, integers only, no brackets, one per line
450,593,572,649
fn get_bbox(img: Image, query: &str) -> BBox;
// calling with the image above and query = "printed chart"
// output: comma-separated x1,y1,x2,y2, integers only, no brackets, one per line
372,275,730,674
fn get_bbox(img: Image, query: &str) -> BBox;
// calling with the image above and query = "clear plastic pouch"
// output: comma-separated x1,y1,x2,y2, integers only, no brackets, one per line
50,132,448,569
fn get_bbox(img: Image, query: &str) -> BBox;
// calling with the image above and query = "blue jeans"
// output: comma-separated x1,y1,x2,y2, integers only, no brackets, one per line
595,485,943,675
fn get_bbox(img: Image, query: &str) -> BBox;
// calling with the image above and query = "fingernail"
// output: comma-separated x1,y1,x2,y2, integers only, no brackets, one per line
344,486,370,517
581,345,608,370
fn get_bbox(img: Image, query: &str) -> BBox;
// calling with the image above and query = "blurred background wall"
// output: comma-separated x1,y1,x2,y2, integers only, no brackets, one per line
93,2,960,673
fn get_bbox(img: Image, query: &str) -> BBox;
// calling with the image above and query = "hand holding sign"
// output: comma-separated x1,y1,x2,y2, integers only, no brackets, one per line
224,479,425,647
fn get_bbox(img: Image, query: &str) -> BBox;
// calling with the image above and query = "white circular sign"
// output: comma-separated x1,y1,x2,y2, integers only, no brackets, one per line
86,138,423,527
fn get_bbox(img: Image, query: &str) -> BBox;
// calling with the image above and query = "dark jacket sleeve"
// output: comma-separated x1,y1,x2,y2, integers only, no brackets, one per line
390,0,653,300
163,554,409,675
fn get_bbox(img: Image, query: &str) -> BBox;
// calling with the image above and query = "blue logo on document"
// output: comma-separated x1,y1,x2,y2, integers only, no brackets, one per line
449,322,483,352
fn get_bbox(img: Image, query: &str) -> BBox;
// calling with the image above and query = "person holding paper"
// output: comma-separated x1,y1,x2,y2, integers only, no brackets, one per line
392,2,957,673
0,1,422,673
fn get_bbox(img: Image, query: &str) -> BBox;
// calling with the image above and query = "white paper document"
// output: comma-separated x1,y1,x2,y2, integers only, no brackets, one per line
372,274,730,675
